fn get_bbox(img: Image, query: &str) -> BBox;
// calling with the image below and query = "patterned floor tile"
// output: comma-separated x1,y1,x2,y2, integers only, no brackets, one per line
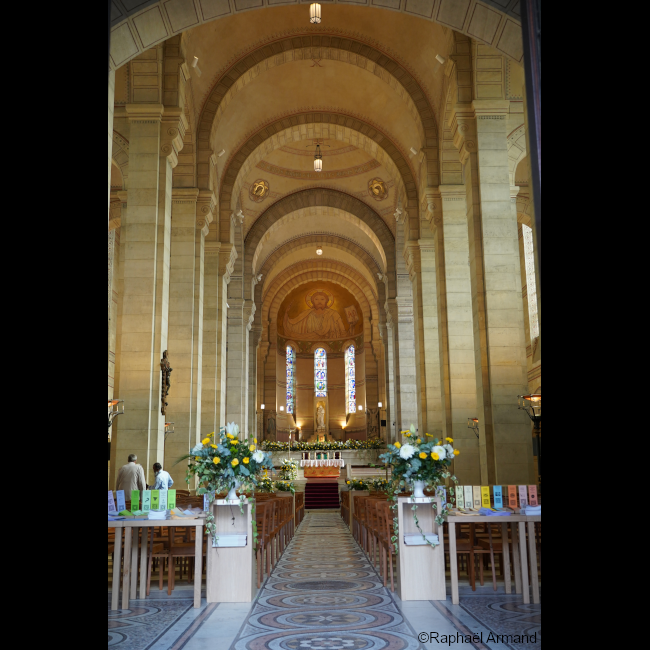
230,514,421,650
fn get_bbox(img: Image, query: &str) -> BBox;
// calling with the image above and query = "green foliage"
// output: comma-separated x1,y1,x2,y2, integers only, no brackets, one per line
262,438,385,452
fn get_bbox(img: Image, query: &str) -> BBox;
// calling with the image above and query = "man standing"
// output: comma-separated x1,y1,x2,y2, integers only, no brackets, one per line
152,463,174,490
116,454,147,493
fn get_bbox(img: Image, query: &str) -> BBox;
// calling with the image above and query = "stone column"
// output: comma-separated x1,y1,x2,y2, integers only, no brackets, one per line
435,185,480,483
456,100,534,485
406,235,445,437
165,188,203,485
384,305,398,444
113,104,184,487
108,70,115,228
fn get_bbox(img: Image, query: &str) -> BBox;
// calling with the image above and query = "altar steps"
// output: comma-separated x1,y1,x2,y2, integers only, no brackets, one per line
305,482,341,510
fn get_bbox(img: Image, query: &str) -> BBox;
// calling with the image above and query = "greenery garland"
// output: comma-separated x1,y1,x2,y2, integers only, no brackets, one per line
262,438,385,452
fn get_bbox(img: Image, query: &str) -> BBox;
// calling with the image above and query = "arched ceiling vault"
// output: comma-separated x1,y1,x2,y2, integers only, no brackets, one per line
197,34,437,160
259,235,383,298
221,112,419,247
230,121,409,230
244,188,396,300
110,3,524,71
253,206,387,275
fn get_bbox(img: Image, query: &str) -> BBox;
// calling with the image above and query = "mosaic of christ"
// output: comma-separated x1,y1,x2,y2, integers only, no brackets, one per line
279,284,363,341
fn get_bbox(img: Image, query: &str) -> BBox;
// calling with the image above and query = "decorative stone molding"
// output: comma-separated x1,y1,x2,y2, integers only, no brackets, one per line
196,190,217,236
204,242,221,256
219,243,238,284
125,104,164,123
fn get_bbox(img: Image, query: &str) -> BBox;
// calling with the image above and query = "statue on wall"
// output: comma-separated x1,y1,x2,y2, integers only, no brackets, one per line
283,290,347,341
160,351,172,416
317,404,326,430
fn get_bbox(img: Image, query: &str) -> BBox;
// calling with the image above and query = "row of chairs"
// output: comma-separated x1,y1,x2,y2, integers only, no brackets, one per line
351,494,397,592
109,491,307,597
344,493,541,594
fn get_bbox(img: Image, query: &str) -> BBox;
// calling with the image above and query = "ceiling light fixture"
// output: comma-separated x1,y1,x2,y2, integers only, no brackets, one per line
310,3,322,24
317,246,323,256
436,55,447,65
314,143,323,172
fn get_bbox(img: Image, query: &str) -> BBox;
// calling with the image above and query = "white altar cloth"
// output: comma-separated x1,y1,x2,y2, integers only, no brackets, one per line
300,459,346,468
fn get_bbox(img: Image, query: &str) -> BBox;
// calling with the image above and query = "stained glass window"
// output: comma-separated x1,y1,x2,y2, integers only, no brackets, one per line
522,225,540,341
346,345,356,415
286,346,296,414
315,348,328,397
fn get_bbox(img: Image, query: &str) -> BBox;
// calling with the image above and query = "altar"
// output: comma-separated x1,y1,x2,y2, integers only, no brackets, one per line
301,453,344,479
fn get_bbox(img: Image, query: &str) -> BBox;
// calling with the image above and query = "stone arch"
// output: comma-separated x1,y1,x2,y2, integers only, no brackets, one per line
253,207,388,275
110,2,523,70
221,112,416,241
264,265,379,345
508,124,527,186
229,122,410,223
259,234,384,293
244,188,396,300
196,34,438,168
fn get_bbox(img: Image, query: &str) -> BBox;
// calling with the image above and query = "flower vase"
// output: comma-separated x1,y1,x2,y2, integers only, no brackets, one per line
413,481,427,499
227,479,242,502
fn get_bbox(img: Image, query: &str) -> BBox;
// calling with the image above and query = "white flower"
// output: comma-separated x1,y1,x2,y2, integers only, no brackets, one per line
433,446,447,461
445,444,454,456
253,451,265,463
225,422,240,437
400,444,416,460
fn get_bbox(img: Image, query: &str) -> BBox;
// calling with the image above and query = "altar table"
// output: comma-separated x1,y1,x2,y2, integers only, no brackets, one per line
108,519,205,611
447,514,541,606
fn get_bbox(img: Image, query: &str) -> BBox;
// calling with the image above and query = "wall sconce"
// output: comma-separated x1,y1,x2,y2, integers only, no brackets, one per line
358,405,364,412
468,417,479,439
261,404,265,410
378,402,383,409
164,422,175,441
108,399,124,433
280,406,285,412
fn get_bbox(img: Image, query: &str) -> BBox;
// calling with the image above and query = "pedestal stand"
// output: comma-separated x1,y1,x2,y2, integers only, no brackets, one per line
396,496,446,601
206,498,257,603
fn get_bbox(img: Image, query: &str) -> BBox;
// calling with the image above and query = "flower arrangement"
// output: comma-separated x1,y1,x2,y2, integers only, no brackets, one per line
177,422,274,537
262,438,385,452
346,478,371,490
258,477,275,493
279,459,299,481
380,424,460,550
371,478,391,492
274,480,296,495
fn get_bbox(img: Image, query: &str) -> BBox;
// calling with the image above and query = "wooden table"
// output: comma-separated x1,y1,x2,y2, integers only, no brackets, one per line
108,519,205,611
447,515,541,606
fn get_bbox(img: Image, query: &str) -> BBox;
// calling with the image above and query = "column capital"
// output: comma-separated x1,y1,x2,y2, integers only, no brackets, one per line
172,188,200,202
510,186,521,202
197,191,217,236
472,100,511,118
161,108,188,168
404,242,421,282
204,241,222,256
125,104,164,122
219,243,238,282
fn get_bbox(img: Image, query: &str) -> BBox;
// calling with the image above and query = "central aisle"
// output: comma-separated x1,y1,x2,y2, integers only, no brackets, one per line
230,513,421,649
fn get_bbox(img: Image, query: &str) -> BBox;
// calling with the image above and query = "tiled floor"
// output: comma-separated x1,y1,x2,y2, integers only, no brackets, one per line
108,513,540,650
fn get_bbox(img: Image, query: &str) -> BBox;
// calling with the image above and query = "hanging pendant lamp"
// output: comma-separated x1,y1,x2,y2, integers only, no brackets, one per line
314,143,323,172
310,4,322,25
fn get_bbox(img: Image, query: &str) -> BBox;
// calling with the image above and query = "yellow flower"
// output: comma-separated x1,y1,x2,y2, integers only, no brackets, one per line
401,430,410,435
419,452,427,460
226,434,235,439
209,432,214,438
202,438,211,446
243,457,250,465
432,453,440,461
213,457,221,465
417,439,422,445
454,450,460,456
249,445,256,452
347,481,351,485
231,459,239,467
446,438,454,443
254,439,258,444
394,442,402,449
211,444,217,449
195,456,201,461
426,433,434,438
